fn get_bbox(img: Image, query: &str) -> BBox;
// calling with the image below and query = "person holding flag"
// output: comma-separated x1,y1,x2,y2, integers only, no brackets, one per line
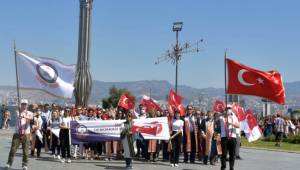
217,105,240,170
5,99,34,170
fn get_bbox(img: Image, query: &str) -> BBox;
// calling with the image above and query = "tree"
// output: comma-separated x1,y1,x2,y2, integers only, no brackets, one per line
102,86,135,109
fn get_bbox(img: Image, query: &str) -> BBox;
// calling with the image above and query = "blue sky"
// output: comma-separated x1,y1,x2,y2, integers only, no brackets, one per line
1,0,299,88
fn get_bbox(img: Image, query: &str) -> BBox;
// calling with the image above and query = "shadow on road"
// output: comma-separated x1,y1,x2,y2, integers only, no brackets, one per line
96,164,126,169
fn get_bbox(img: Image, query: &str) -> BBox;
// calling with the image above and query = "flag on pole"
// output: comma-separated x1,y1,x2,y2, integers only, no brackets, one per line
213,99,226,113
231,103,246,122
16,51,75,98
226,58,285,105
168,89,185,116
141,95,162,112
118,93,135,110
237,109,262,142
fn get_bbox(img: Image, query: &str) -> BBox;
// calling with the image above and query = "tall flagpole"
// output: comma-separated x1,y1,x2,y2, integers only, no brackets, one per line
224,50,228,107
224,49,229,138
13,41,21,111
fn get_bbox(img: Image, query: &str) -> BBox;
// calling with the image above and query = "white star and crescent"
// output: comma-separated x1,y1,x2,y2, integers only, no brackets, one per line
238,69,255,86
238,69,265,86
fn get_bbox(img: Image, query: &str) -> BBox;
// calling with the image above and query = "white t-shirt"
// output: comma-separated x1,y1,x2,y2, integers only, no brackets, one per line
172,119,184,132
61,117,71,129
15,110,33,135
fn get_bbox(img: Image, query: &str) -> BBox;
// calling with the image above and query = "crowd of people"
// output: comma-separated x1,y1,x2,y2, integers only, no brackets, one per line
259,113,300,146
3,100,249,170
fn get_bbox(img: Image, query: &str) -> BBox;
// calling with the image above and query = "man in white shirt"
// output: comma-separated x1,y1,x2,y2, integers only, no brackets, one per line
218,105,240,170
5,99,33,170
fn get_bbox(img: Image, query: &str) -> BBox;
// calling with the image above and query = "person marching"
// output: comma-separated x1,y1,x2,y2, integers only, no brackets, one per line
183,105,198,163
59,107,72,163
30,104,43,158
218,105,240,170
170,110,184,167
120,112,136,169
41,104,51,153
147,110,158,162
199,111,220,165
48,109,62,160
5,99,33,170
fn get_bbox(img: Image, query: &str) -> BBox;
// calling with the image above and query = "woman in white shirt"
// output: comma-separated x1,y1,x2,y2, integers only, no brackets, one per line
59,108,72,163
170,110,184,167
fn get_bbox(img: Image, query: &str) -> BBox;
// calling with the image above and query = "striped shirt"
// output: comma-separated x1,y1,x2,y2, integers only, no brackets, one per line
275,117,285,133
220,111,239,138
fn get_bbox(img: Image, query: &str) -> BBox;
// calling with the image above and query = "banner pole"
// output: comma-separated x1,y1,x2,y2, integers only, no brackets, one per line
13,41,21,111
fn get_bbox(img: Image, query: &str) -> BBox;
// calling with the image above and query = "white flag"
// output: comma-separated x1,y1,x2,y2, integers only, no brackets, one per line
16,51,75,98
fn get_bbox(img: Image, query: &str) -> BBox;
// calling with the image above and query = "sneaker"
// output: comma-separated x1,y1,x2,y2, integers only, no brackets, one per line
174,164,179,167
22,166,28,170
67,158,71,163
4,164,10,170
57,155,61,160
61,158,65,163
52,154,56,159
170,164,174,167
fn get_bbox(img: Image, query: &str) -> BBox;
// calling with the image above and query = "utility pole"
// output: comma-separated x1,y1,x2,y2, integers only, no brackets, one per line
74,0,93,107
155,22,204,94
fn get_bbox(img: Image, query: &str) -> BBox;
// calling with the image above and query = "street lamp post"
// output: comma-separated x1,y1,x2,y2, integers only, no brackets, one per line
173,22,183,93
155,22,203,95
74,0,93,107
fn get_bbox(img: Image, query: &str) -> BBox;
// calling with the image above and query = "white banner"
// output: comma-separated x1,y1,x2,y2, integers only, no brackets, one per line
16,51,75,98
132,117,170,140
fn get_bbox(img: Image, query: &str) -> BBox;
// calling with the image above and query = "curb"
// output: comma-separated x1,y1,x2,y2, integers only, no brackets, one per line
242,147,300,154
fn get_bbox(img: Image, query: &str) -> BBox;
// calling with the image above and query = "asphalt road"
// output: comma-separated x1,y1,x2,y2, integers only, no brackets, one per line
0,129,299,170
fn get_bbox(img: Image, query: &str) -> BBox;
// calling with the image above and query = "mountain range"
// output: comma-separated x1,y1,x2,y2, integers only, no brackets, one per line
0,80,300,105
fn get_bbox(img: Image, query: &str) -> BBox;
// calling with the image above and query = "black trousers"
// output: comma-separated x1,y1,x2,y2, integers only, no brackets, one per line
221,137,236,170
51,134,60,155
162,141,169,160
35,136,43,157
170,132,182,164
136,139,143,157
59,129,70,159
125,158,132,167
184,132,196,163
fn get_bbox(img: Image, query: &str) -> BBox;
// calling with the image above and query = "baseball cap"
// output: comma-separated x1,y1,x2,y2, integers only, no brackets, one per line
21,99,28,104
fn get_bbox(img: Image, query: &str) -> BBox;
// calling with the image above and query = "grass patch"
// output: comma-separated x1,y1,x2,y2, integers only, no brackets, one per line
241,137,300,153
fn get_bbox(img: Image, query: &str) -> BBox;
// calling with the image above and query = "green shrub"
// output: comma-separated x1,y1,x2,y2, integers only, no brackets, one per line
262,134,300,144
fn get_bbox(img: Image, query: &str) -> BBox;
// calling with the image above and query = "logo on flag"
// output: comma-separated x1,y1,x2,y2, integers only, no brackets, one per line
36,62,58,83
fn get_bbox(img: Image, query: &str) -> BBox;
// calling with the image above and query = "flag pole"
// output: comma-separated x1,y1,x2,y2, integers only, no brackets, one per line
224,50,228,107
13,41,21,111
224,49,229,138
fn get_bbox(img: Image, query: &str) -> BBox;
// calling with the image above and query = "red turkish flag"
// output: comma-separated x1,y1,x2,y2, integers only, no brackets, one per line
245,109,258,130
168,89,185,116
141,96,162,112
226,58,285,105
213,99,226,113
118,93,135,110
231,103,246,122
